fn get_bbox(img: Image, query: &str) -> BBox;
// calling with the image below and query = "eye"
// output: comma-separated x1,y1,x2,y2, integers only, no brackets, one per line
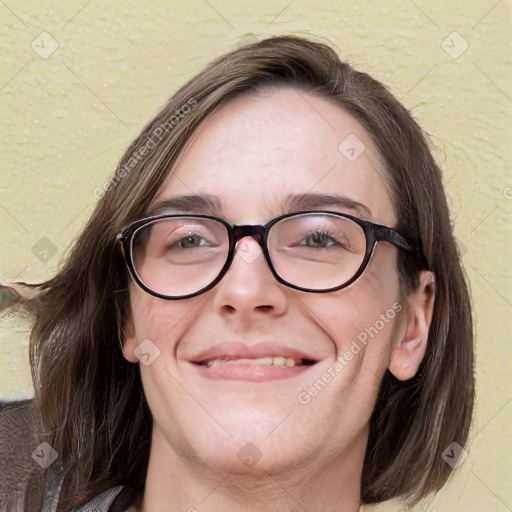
175,233,209,248
301,230,339,248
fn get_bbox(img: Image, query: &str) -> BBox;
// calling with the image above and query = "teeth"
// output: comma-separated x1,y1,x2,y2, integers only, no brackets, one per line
205,356,299,368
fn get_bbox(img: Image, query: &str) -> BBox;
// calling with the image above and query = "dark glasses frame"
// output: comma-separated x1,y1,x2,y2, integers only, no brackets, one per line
117,210,429,300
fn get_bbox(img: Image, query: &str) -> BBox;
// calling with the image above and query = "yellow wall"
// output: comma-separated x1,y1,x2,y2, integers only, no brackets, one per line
1,1,510,510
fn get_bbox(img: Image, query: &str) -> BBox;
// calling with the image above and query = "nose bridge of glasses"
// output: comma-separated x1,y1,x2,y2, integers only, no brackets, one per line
232,224,267,247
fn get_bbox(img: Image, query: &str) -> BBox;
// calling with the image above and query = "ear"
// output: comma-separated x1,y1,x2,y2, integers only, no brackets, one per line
121,311,139,363
388,271,435,381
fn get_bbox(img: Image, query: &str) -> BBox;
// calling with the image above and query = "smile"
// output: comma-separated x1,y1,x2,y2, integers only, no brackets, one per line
201,356,315,368
189,342,318,382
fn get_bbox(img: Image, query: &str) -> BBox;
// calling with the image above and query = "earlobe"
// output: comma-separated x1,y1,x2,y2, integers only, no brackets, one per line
388,271,435,381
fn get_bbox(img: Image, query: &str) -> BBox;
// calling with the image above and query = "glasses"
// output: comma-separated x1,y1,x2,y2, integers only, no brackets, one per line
117,211,427,300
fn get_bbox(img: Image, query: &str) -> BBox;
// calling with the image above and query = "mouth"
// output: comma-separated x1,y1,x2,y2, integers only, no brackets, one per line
190,343,319,382
198,356,317,368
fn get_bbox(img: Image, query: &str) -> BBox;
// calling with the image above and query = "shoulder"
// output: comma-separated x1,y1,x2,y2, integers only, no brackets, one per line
0,399,45,512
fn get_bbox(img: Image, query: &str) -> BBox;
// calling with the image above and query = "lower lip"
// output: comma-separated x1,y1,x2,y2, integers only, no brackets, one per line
193,362,314,382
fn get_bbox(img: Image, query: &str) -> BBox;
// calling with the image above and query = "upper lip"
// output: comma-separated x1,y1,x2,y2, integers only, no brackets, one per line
190,341,318,364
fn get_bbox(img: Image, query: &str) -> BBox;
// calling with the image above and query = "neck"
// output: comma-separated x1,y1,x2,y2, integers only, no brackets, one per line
138,428,365,512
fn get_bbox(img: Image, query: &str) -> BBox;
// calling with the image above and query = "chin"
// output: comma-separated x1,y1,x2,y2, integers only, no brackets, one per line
198,436,309,477
180,411,315,476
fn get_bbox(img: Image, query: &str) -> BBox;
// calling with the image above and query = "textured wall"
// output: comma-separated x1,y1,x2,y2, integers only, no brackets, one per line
0,1,510,510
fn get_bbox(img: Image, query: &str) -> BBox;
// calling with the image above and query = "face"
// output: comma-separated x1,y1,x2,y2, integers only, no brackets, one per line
122,89,429,480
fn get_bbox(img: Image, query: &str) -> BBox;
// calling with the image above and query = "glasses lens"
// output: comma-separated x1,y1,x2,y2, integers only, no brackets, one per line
268,213,367,290
131,217,229,297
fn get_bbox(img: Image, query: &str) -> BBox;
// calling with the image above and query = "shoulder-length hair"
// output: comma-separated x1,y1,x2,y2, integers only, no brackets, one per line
22,35,474,509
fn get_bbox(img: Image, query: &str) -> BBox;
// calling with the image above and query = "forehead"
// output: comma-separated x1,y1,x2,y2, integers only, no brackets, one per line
153,89,396,226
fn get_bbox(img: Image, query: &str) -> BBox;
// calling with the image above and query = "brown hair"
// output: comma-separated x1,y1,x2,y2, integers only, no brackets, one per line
19,35,473,509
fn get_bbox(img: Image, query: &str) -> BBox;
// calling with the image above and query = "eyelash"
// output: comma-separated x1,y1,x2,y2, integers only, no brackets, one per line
300,229,343,247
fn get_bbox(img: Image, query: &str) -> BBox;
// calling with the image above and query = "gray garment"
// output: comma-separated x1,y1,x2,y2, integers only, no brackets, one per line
0,400,130,512
71,486,126,512
0,400,46,512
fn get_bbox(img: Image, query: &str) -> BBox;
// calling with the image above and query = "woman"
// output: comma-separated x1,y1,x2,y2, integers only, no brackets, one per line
1,35,474,511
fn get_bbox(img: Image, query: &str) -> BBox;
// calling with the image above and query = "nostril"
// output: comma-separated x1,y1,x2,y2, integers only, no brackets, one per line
256,305,273,313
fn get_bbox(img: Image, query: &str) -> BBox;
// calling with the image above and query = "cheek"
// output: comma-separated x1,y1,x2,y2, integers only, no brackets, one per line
293,277,403,445
302,248,402,378
312,264,400,344
129,286,204,347
127,289,206,431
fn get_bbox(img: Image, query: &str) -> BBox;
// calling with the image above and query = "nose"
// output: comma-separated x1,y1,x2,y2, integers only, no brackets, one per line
211,236,288,318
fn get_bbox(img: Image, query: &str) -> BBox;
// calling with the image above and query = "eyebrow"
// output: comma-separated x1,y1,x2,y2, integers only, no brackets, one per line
147,192,372,219
283,193,372,218
147,195,223,216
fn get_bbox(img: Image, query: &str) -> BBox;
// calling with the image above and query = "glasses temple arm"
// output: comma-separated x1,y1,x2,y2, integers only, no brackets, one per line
375,226,430,269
